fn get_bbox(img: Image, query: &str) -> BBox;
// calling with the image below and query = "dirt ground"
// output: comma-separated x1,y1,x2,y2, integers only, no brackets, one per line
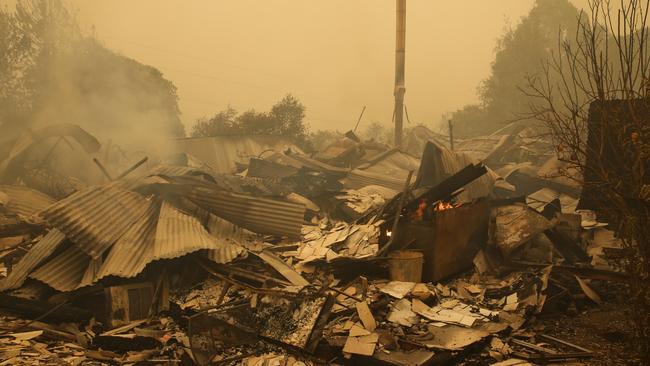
534,282,642,366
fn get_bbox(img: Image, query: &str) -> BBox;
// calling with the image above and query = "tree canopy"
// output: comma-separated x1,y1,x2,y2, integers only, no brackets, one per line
0,0,185,144
191,94,311,149
449,0,581,137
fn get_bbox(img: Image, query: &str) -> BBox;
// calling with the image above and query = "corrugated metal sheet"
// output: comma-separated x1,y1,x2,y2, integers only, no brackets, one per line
282,153,348,175
95,200,160,280
91,201,244,283
39,184,151,258
30,244,90,292
152,201,244,261
455,153,497,200
454,135,504,160
417,140,496,202
341,169,406,192
0,229,66,291
8,280,51,300
357,150,420,183
205,214,251,264
113,165,207,192
79,256,102,289
190,188,305,238
173,135,303,174
0,185,55,218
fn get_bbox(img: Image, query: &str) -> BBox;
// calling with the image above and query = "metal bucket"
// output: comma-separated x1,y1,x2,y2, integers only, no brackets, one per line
387,250,424,282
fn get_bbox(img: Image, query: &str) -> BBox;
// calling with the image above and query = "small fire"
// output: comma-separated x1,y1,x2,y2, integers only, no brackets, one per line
386,230,392,237
434,201,454,211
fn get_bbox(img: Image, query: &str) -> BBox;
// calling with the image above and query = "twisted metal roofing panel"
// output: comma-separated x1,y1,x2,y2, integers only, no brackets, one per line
189,187,305,238
95,200,160,280
30,244,90,292
152,201,244,261
0,185,56,218
39,184,151,258
0,229,66,291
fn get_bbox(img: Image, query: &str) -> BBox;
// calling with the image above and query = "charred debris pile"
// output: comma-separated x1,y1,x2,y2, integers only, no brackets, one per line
0,124,627,365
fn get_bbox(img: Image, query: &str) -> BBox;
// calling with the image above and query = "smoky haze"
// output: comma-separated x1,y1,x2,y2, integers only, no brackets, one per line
73,0,593,134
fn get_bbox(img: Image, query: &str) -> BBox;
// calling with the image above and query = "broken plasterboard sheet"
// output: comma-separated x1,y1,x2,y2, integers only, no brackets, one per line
387,299,419,327
373,349,435,366
423,324,490,350
379,281,416,299
411,283,433,300
355,301,377,332
342,332,379,356
427,308,476,327
256,250,309,287
349,323,371,337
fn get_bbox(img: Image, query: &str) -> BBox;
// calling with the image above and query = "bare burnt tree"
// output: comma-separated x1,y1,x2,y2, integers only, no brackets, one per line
524,0,650,360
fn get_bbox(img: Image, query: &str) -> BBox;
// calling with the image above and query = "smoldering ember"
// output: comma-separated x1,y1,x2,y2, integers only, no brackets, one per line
0,1,649,366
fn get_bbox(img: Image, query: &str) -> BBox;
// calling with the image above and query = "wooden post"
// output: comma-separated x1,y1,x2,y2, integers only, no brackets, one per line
394,0,406,147
448,119,454,151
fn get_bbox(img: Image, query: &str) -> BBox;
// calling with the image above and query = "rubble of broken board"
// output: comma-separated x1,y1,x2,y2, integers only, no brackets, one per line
0,124,630,364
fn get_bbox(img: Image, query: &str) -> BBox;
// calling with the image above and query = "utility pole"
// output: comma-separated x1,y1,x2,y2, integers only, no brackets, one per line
394,0,406,147
448,119,454,151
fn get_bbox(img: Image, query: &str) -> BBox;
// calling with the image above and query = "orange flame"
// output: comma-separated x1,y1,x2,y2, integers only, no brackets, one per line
434,201,454,211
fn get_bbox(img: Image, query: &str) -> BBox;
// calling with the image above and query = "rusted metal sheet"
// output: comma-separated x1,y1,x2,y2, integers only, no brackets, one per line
494,204,554,257
394,200,490,282
0,229,66,291
190,188,305,238
0,185,56,218
39,184,151,258
30,244,91,292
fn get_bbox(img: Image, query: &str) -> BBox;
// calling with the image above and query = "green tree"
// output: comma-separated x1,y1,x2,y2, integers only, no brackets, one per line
191,94,311,150
191,107,239,137
268,94,308,144
0,0,185,142
362,121,389,143
451,0,581,137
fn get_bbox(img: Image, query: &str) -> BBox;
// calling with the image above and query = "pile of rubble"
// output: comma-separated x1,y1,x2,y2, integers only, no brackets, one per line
0,124,629,365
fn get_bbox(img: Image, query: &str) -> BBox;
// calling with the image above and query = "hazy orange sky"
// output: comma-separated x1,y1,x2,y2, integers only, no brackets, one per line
71,1,590,133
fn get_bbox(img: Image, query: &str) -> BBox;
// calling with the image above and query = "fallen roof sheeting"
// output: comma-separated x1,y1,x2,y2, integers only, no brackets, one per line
0,185,56,218
0,229,66,291
173,135,303,174
30,244,91,292
189,187,305,239
341,169,406,192
95,200,160,280
95,201,244,283
415,141,496,202
357,149,420,181
39,184,151,259
153,201,244,261
206,214,253,264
